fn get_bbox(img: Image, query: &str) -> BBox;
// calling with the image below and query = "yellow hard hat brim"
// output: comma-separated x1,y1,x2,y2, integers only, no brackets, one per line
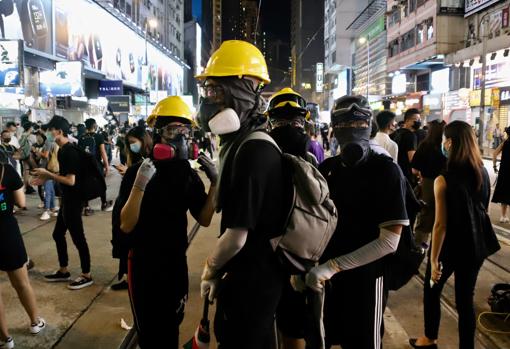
195,72,271,85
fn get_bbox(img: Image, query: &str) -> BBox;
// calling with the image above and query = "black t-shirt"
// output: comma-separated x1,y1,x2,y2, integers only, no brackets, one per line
220,140,288,274
411,142,446,179
119,159,207,261
58,142,82,198
391,128,417,182
319,152,409,270
0,164,23,218
93,133,105,163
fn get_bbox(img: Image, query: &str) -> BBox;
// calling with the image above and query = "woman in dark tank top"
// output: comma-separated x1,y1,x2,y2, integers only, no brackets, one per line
409,121,500,349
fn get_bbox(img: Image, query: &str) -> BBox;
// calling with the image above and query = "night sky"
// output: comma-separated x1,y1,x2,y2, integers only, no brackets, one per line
261,0,291,42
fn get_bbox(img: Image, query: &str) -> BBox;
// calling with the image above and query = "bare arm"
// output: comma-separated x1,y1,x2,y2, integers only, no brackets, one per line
430,175,447,281
99,144,109,171
33,168,75,186
13,187,25,208
120,186,144,233
191,185,216,227
407,150,416,163
493,142,504,167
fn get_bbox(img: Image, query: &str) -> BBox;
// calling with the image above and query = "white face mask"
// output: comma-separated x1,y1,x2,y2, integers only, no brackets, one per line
208,108,241,135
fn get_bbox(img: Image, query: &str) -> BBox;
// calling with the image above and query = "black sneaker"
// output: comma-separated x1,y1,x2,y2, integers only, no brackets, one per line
68,276,94,290
111,280,129,291
44,271,71,282
101,200,113,212
25,187,36,194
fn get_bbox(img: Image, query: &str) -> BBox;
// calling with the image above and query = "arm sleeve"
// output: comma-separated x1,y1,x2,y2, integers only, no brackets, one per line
330,227,401,271
378,162,409,228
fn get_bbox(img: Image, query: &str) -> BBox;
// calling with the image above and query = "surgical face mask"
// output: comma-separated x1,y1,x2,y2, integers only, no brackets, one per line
333,126,371,167
130,142,141,154
441,142,449,158
46,132,54,143
412,120,422,130
208,108,240,135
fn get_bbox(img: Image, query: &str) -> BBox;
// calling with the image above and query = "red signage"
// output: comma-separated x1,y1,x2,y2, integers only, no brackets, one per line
503,8,509,28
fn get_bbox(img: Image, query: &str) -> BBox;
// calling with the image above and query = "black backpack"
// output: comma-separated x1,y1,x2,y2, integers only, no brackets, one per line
78,133,98,159
71,144,106,201
488,283,510,313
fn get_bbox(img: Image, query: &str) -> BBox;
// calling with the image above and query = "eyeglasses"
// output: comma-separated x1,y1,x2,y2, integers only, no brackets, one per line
332,120,370,129
199,83,225,104
332,103,372,119
157,123,191,138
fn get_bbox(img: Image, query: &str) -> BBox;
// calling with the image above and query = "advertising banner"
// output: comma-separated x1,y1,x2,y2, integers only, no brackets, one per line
0,40,23,87
465,0,503,17
439,0,464,14
39,61,84,96
500,87,510,105
53,0,183,95
99,80,123,96
106,95,130,113
316,63,323,93
0,0,53,54
473,61,510,89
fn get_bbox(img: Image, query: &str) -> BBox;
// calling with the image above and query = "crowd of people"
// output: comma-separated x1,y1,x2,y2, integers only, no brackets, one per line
0,39,504,349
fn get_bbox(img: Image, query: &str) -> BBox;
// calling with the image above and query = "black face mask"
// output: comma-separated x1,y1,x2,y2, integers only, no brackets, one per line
270,125,309,158
412,121,422,130
198,98,223,132
333,127,371,167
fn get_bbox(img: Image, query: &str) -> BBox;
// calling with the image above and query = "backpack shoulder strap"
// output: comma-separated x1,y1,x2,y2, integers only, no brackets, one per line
234,131,282,160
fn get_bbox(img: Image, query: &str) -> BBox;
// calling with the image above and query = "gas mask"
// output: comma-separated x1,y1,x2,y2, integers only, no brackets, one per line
331,97,373,167
207,108,240,135
152,129,199,162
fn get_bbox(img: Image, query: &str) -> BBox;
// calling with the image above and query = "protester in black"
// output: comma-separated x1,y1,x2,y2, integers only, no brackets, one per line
111,126,152,291
33,116,93,290
492,126,510,223
79,118,112,214
267,87,312,349
0,164,46,349
197,40,286,349
391,108,422,186
308,95,408,349
410,121,500,349
119,96,217,348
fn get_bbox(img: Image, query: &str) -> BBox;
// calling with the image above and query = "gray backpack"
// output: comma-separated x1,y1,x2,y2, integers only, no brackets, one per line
236,131,338,273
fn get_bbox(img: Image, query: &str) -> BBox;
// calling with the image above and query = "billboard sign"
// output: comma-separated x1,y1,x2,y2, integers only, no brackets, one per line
1,0,53,54
99,80,123,96
39,61,84,96
53,0,184,94
439,0,464,14
316,63,324,93
465,0,503,17
106,95,130,113
0,40,23,87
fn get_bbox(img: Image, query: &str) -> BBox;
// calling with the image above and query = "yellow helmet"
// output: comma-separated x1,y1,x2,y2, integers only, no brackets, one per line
195,40,270,85
267,87,310,120
147,96,196,127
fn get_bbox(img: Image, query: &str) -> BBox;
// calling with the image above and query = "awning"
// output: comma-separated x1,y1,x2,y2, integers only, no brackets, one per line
346,0,386,31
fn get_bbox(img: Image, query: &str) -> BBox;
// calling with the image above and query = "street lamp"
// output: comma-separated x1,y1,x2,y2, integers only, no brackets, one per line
144,18,158,119
359,36,370,98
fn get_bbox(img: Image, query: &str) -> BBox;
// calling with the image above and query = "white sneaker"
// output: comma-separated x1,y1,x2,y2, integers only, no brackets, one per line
30,318,46,335
0,337,14,349
37,202,45,209
499,216,509,223
50,210,59,217
39,211,51,221
40,211,50,221
53,206,60,212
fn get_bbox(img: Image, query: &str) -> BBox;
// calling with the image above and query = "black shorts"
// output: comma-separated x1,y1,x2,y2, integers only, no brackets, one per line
276,277,307,339
0,217,28,271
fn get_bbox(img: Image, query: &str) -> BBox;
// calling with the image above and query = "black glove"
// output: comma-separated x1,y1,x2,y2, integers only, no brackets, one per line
197,153,218,185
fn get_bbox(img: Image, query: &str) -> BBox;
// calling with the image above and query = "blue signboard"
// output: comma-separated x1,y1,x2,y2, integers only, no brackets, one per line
99,80,123,96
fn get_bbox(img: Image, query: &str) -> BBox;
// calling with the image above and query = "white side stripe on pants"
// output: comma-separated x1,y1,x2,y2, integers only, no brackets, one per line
374,276,383,349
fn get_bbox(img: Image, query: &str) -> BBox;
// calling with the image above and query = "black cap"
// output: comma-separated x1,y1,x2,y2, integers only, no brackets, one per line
44,115,70,134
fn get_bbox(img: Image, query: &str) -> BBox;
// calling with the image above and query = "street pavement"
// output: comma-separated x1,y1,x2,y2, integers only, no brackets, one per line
1,157,509,348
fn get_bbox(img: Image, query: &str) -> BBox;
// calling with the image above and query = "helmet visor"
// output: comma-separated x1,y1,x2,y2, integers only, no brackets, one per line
269,93,306,110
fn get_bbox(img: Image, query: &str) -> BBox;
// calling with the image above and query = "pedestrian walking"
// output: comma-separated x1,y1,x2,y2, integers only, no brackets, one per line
492,126,510,223
119,96,217,348
374,110,398,162
196,40,287,349
111,126,152,291
391,108,422,186
493,123,503,149
266,87,314,349
0,163,46,349
32,116,94,290
79,118,112,215
410,121,500,349
308,95,408,349
411,120,447,246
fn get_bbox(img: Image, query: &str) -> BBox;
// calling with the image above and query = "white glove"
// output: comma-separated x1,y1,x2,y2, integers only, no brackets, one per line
305,260,340,292
133,158,156,191
200,261,221,302
290,275,306,293
201,278,220,302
